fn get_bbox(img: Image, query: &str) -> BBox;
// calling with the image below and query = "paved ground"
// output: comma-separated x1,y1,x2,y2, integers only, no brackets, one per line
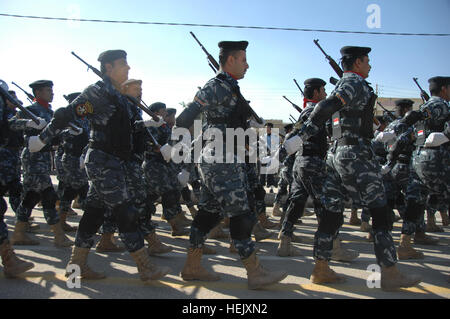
1,183,449,300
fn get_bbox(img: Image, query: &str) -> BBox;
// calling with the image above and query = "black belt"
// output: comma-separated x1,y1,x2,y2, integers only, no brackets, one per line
337,137,371,147
89,142,131,161
301,149,323,157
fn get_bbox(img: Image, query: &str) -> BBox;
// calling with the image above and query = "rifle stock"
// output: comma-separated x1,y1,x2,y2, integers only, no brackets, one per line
412,77,430,102
0,85,40,124
313,39,343,78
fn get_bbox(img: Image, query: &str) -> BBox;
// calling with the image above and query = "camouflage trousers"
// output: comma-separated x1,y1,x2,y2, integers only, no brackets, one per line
143,157,183,221
76,148,144,252
245,163,265,216
16,149,59,225
59,153,89,212
402,148,450,235
274,164,293,205
282,156,326,238
194,161,255,259
317,145,397,267
0,197,8,245
0,148,22,213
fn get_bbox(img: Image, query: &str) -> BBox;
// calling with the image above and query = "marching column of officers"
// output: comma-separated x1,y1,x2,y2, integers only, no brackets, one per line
0,40,448,292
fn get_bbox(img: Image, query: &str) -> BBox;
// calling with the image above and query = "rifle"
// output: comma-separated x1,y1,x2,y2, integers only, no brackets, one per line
289,114,296,123
190,31,263,125
282,95,302,113
412,77,430,103
313,39,343,78
71,51,160,148
0,84,40,125
11,82,34,104
293,79,304,97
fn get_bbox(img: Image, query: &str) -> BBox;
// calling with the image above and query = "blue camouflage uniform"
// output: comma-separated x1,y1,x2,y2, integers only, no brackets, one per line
281,101,328,238
9,101,60,226
188,71,257,259
38,78,148,252
389,96,449,235
292,72,397,267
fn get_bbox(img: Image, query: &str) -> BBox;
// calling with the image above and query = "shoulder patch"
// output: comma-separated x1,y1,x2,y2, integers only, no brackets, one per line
75,101,93,117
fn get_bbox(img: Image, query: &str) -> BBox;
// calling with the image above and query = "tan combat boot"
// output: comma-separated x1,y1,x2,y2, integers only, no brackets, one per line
310,259,346,284
51,222,74,247
414,231,439,245
96,233,126,253
330,238,359,262
65,246,106,279
0,240,34,278
177,211,192,227
242,251,287,290
426,213,444,232
349,208,361,226
222,217,230,228
380,265,422,291
229,241,238,254
272,203,282,217
168,217,190,237
258,213,278,229
202,245,217,255
181,247,220,281
397,234,424,260
11,221,40,246
26,221,40,233
145,232,172,255
187,206,198,218
440,210,449,226
130,247,171,281
208,224,228,239
360,221,372,232
277,235,302,257
252,221,273,242
59,210,78,232
276,211,286,230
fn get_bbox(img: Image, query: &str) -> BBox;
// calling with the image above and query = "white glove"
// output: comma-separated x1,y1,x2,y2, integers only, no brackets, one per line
177,169,190,187
424,132,449,148
374,131,396,143
144,117,165,128
28,136,46,152
26,118,47,130
79,155,86,170
160,143,172,162
68,127,83,136
283,135,303,155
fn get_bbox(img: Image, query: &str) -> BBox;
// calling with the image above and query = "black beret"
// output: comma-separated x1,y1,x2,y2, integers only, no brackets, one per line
166,108,177,116
394,99,414,108
97,50,127,64
284,124,294,131
428,76,450,90
304,78,326,88
65,92,81,104
340,46,371,57
149,102,166,112
218,41,248,51
265,122,274,128
29,80,53,89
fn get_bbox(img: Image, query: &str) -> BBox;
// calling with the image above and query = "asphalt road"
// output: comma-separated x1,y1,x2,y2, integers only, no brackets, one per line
1,184,449,300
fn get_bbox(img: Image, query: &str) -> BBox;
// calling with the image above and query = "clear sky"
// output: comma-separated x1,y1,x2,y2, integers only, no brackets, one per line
1,0,449,122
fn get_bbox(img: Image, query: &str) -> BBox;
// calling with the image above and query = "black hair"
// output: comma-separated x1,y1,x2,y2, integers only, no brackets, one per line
304,86,320,99
340,55,367,72
219,50,239,67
